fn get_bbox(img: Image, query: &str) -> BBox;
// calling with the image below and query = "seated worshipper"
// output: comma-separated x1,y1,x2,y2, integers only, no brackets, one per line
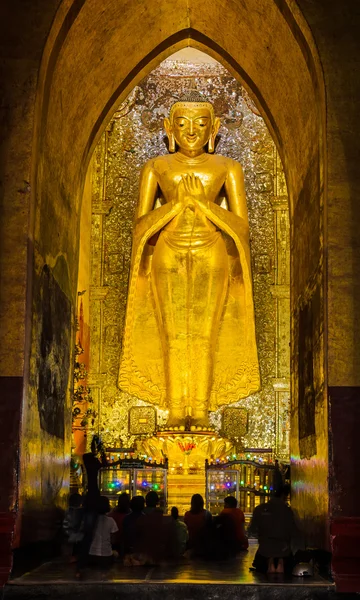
63,493,84,561
137,490,167,564
109,492,131,555
220,495,248,551
144,490,163,514
123,495,146,565
184,494,212,555
88,496,118,567
248,484,296,574
170,506,188,557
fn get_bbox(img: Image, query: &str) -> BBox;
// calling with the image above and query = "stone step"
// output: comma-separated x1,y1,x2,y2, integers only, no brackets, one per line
4,580,338,600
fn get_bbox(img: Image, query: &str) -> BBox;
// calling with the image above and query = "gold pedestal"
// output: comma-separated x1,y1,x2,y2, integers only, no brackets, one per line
137,431,238,514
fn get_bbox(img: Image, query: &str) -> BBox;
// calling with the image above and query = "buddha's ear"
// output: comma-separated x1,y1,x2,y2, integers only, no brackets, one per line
164,117,175,153
208,117,221,153
212,117,221,137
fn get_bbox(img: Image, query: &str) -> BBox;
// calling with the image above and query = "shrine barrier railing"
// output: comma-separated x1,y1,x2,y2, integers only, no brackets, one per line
205,458,289,516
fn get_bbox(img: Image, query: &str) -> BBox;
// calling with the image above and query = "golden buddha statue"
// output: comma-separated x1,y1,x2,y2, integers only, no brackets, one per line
119,91,260,427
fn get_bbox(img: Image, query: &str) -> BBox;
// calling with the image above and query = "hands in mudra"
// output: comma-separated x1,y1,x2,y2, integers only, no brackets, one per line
176,173,208,211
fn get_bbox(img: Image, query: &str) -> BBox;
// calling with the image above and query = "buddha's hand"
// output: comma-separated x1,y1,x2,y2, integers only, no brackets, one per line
177,174,208,211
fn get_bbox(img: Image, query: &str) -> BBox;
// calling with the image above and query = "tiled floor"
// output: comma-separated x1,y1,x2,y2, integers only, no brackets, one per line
7,541,332,587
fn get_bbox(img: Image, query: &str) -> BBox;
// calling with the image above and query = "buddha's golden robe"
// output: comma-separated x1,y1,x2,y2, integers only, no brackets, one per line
119,181,260,411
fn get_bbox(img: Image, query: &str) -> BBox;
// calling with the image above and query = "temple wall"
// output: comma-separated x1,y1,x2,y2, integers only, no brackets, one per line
299,3,360,588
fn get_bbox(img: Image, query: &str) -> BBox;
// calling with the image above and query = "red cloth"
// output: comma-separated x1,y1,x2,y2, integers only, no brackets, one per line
220,507,248,549
108,509,129,544
184,510,209,548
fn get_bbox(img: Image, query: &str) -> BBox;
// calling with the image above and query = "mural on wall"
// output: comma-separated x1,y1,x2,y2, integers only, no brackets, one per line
86,58,291,458
298,284,322,458
19,256,73,532
37,264,72,440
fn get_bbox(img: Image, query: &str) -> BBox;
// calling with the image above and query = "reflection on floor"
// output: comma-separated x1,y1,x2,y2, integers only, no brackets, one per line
5,541,336,600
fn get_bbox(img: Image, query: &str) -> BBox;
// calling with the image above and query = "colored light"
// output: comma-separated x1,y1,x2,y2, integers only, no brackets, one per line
153,484,159,490
226,482,231,488
240,480,244,485
211,485,215,490
142,481,148,486
264,486,268,490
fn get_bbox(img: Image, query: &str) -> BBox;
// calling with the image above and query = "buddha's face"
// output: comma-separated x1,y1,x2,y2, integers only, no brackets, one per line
171,106,213,152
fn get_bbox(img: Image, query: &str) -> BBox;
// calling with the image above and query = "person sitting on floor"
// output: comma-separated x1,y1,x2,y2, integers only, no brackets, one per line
184,494,212,556
144,490,163,514
170,506,188,557
219,495,248,552
123,495,146,565
248,484,296,574
88,496,118,567
138,490,167,564
109,492,130,556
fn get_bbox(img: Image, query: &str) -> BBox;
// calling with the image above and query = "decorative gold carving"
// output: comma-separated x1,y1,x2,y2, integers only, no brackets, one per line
129,406,157,435
222,408,248,439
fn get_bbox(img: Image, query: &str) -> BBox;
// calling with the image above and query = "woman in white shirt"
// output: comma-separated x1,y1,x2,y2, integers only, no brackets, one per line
89,496,118,567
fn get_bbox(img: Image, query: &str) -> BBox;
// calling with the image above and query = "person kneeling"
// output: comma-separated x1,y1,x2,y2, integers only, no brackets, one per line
248,484,296,574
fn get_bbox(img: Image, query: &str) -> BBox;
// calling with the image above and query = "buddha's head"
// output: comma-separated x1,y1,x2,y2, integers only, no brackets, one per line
164,91,220,155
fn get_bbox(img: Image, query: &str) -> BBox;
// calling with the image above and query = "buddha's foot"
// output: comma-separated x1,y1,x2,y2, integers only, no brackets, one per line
190,414,214,432
163,411,185,430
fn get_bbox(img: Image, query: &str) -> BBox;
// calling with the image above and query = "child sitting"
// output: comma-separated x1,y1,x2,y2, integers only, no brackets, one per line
88,496,118,567
170,506,188,557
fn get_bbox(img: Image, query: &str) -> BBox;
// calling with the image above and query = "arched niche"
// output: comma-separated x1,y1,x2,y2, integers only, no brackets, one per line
22,0,327,548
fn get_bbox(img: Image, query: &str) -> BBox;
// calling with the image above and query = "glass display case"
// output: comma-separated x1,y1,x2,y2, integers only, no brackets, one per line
207,469,239,515
98,456,168,510
133,468,167,509
205,456,284,516
99,468,131,508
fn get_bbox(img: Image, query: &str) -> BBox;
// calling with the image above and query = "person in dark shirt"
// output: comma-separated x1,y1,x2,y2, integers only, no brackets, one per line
248,484,297,574
82,436,108,506
170,506,188,557
109,492,131,556
139,491,167,564
272,459,284,495
123,495,146,565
